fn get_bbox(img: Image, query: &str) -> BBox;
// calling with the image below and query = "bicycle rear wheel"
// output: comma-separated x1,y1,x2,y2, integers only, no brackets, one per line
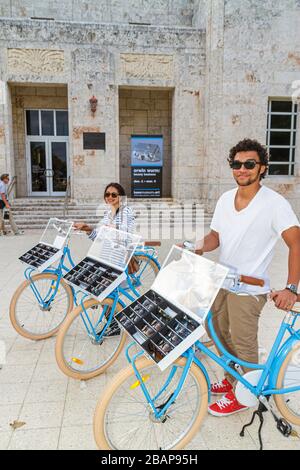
274,342,300,425
94,356,208,450
10,273,73,340
130,254,159,296
55,297,126,380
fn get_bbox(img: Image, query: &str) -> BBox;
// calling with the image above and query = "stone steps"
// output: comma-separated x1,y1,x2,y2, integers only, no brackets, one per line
10,198,211,230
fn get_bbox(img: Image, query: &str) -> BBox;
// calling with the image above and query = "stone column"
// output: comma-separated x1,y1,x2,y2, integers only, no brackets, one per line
0,82,15,189
202,0,226,212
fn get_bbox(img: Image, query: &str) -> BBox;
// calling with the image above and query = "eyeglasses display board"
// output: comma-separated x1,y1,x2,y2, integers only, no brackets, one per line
63,226,142,302
19,218,74,272
116,246,229,370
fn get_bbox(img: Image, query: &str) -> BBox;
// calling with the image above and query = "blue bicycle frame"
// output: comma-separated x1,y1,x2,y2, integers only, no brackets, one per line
125,309,300,420
23,244,76,309
77,273,140,343
69,247,160,344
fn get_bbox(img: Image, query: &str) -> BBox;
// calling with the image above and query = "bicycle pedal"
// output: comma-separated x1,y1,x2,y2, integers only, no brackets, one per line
276,418,292,437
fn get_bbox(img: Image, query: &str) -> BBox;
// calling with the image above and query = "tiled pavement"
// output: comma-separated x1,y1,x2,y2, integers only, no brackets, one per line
0,230,299,450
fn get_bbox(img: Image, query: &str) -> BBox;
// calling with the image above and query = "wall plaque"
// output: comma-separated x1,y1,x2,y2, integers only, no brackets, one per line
83,132,106,150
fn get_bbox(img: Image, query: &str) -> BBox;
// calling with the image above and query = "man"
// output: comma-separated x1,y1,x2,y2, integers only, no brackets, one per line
194,138,300,416
0,174,21,235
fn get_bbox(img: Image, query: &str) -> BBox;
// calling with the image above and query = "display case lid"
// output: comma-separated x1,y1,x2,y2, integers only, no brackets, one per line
88,225,142,271
40,218,74,249
152,245,229,324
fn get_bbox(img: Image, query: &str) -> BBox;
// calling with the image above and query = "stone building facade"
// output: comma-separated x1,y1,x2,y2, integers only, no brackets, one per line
0,0,299,213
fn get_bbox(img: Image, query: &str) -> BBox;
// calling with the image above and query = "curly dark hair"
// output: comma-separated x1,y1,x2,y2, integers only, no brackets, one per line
103,182,126,199
228,139,269,180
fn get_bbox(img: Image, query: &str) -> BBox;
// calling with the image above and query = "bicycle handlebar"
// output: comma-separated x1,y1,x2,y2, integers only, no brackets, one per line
226,273,265,287
239,275,265,287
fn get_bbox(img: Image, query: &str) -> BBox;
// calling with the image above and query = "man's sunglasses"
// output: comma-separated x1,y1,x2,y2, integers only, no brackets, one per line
229,159,261,170
104,192,119,199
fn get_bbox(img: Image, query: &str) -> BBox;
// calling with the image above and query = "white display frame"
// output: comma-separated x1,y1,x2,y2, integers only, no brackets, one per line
117,245,229,371
19,218,74,273
63,226,142,302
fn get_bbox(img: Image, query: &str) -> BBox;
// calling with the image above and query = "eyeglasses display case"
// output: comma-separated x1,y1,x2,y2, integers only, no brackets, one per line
19,218,74,272
63,226,142,302
116,245,229,370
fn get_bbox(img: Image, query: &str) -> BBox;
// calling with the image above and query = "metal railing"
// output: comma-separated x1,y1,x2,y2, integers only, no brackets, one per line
63,176,71,218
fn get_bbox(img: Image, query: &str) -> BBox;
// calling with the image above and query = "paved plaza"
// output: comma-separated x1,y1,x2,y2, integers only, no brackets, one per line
0,229,299,450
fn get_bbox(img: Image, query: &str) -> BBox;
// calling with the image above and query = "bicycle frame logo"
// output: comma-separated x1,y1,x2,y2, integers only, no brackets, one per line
0,340,6,365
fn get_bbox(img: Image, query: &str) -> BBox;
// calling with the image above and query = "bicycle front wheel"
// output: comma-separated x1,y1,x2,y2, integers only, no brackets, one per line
94,356,208,450
10,273,74,340
55,298,126,380
130,254,160,296
274,342,300,425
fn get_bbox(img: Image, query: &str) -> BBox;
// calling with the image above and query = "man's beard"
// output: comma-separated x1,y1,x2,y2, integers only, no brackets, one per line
234,172,261,187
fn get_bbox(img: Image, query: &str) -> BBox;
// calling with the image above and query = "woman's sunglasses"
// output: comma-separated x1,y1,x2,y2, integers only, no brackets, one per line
104,192,119,199
229,159,261,170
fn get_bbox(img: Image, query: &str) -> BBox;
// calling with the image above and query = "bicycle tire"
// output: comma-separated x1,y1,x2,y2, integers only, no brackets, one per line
274,342,300,425
9,273,74,340
55,297,126,380
130,254,160,296
93,356,208,450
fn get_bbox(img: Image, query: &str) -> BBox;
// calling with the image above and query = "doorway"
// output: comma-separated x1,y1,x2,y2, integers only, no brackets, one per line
25,109,69,196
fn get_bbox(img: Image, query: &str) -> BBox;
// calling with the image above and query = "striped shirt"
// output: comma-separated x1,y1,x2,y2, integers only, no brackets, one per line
89,206,135,241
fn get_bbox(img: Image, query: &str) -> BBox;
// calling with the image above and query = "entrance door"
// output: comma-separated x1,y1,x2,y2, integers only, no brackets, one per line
26,109,69,197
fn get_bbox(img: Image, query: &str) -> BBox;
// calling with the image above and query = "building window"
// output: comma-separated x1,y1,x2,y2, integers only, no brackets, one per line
266,100,298,176
25,110,69,137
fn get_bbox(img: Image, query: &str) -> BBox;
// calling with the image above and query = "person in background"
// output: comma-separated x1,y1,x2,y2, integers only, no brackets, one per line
74,182,135,237
0,174,22,236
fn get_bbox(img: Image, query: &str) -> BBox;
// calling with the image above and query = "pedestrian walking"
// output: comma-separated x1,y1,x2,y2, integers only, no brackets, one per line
0,174,22,236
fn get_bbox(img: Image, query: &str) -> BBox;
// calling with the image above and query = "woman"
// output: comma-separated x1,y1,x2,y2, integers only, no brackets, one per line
74,182,135,238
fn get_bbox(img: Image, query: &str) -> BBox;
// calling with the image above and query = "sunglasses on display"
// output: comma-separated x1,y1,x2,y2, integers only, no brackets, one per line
104,192,119,198
229,159,261,170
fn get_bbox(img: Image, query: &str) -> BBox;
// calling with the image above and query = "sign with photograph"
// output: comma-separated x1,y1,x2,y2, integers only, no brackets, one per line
131,135,163,198
131,135,163,167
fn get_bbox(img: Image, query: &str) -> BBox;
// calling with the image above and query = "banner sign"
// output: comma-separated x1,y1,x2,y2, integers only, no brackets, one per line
131,167,162,198
131,135,163,198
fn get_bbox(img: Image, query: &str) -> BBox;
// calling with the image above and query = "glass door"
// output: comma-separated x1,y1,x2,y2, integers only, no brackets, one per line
50,141,68,195
26,109,69,197
29,140,48,195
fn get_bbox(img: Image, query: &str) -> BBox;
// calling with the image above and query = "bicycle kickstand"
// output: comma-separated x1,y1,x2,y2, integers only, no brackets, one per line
240,401,268,450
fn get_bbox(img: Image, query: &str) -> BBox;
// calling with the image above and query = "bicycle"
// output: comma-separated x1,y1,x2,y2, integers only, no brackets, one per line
93,246,300,450
9,218,76,340
10,219,160,343
55,232,161,380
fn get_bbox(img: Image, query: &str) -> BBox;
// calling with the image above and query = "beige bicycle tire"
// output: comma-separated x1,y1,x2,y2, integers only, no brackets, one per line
93,356,208,450
55,297,126,380
274,343,300,425
131,254,159,292
9,273,74,340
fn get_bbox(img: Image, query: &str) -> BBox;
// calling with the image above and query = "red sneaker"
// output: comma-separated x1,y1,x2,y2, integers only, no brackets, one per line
208,391,248,417
210,378,233,395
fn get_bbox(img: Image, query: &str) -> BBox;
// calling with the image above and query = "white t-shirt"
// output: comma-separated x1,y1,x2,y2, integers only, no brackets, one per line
210,185,300,295
0,180,8,198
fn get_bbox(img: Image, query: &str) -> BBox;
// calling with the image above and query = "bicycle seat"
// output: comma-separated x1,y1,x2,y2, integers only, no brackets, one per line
144,241,161,247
